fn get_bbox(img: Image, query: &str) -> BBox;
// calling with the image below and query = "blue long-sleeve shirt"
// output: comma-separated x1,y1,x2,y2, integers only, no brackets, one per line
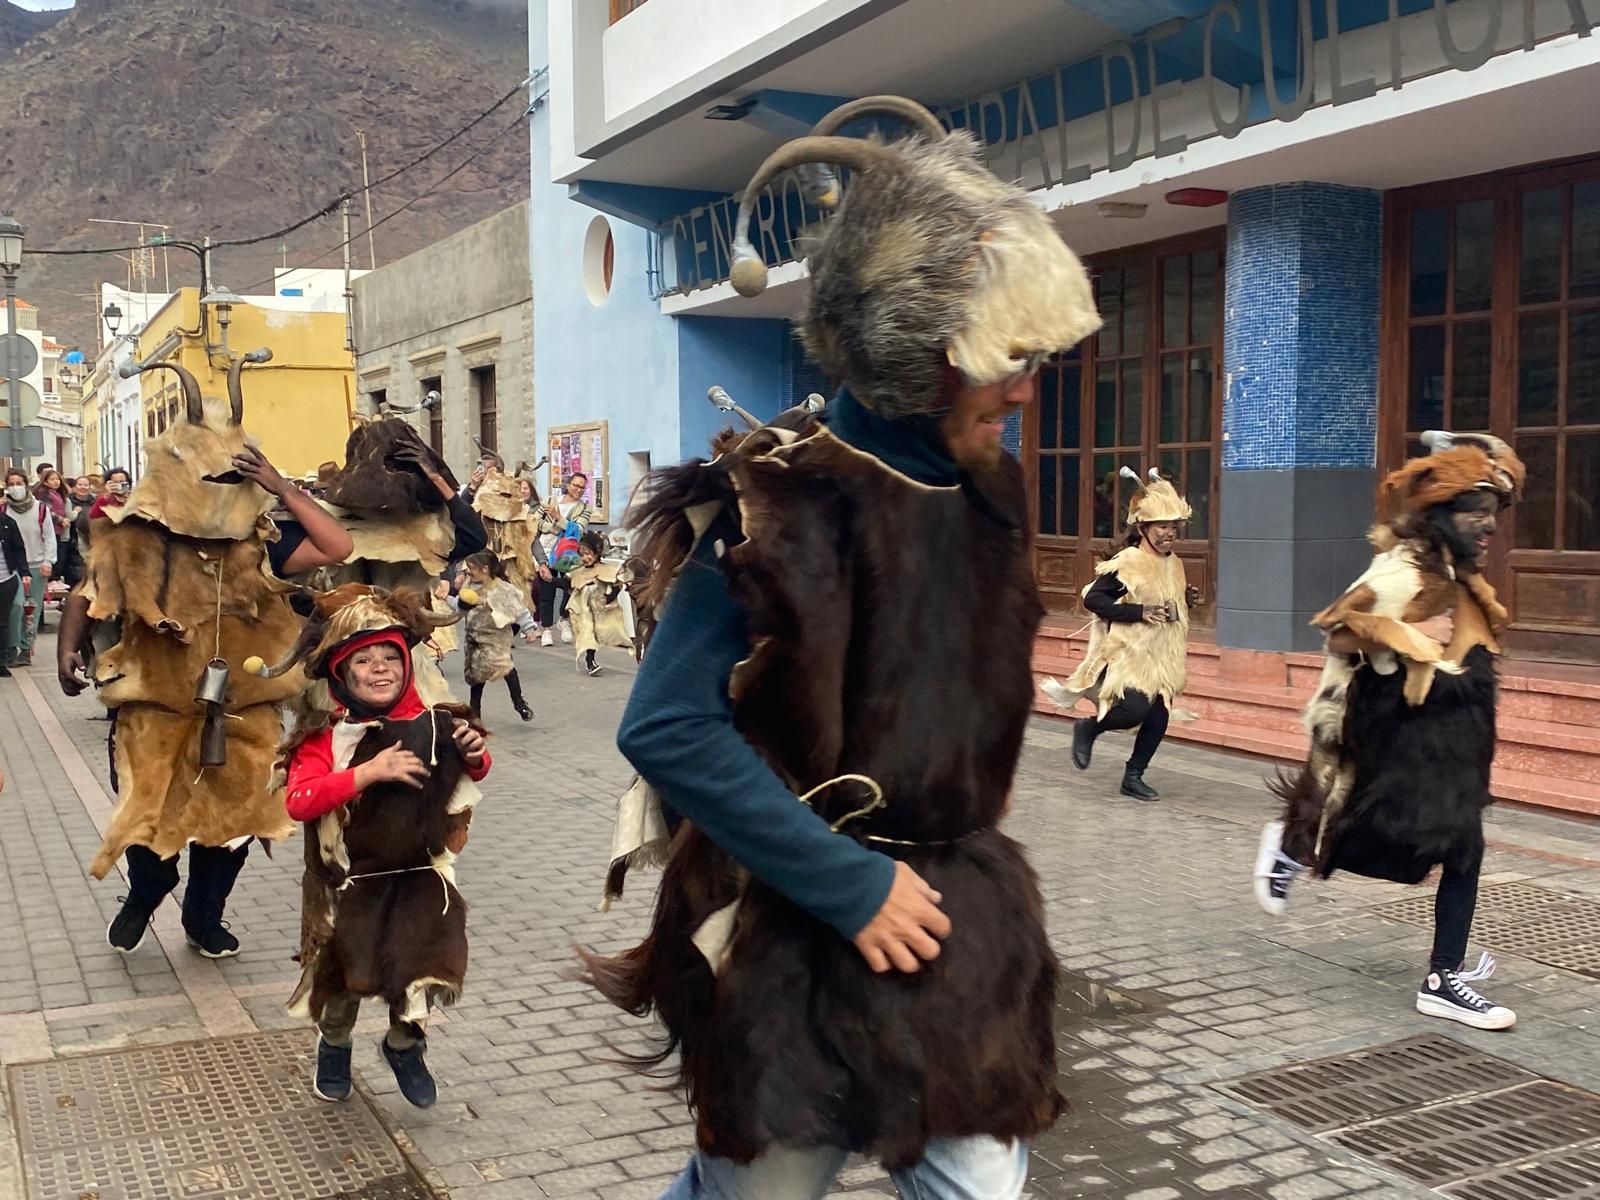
615,392,960,939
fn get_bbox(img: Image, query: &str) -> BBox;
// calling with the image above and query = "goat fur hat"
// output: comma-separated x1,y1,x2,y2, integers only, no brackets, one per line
1380,430,1526,515
1121,466,1192,527
727,96,1101,418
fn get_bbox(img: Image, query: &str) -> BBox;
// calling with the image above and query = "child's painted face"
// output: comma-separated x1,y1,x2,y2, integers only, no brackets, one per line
578,546,599,567
344,643,405,708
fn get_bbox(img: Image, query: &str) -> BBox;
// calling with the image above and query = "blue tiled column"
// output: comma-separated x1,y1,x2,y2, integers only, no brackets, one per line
1218,183,1382,652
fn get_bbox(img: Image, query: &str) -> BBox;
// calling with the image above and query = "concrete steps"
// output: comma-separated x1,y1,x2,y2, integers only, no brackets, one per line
1033,618,1600,818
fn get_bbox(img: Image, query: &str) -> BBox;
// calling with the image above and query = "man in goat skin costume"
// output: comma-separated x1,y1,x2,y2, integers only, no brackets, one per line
1046,466,1198,801
55,354,352,958
1254,431,1525,1032
581,97,1100,1199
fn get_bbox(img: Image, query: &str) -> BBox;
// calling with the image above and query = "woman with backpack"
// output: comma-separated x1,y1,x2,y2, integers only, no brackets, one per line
533,471,592,646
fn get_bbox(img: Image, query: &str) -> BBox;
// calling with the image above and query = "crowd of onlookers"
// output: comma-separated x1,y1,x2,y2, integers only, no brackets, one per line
1,462,132,675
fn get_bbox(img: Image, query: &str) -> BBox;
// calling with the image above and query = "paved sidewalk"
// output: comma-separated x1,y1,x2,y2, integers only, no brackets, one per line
3,629,1600,1198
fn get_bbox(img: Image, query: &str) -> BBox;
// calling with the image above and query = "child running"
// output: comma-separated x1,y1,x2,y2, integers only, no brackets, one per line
456,550,535,720
565,532,635,677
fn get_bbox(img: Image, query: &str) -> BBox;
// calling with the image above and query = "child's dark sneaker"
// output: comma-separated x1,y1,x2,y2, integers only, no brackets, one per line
313,1036,353,1102
382,1036,437,1108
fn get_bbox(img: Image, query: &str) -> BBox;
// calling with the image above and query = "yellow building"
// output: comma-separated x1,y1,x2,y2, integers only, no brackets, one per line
134,288,355,477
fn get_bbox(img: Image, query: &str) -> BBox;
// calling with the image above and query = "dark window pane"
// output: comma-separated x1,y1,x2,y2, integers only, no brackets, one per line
1123,266,1147,354
1039,369,1059,450
1060,364,1082,449
1515,435,1557,548
1408,325,1446,432
1518,311,1560,427
1094,362,1117,446
1098,269,1122,357
1572,309,1600,426
1060,455,1081,537
1160,355,1182,442
1454,199,1495,314
1566,434,1600,550
1187,447,1212,540
1188,350,1213,442
1121,360,1143,445
1159,450,1182,515
1162,255,1188,348
1192,250,1219,340
1574,181,1600,300
1092,453,1116,538
1453,320,1492,431
1521,187,1565,305
1410,207,1449,317
1037,456,1057,536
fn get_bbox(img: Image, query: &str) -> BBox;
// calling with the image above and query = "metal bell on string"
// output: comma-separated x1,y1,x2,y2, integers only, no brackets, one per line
194,657,231,768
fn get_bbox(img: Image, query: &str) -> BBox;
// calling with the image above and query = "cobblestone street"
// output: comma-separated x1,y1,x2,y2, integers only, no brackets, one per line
5,631,1600,1199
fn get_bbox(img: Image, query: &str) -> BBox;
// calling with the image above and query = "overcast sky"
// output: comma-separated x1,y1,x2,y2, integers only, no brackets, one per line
11,1,75,10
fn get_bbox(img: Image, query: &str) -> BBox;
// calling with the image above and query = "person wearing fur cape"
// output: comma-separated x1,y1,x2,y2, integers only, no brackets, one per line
261,584,490,1108
580,96,1100,1199
53,356,351,959
1044,467,1197,802
1253,431,1525,1032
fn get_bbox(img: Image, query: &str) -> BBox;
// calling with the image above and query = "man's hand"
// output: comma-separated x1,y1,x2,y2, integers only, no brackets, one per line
393,443,455,500
231,446,291,498
355,745,429,789
1413,611,1455,646
852,861,951,974
58,649,89,697
451,718,487,768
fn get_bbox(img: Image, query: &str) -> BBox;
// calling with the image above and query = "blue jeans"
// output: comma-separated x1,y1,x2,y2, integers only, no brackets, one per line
661,1138,1029,1200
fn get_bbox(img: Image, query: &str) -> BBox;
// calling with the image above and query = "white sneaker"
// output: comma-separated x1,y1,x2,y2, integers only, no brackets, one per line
559,620,573,644
540,629,554,647
1417,958,1516,1030
1252,820,1303,916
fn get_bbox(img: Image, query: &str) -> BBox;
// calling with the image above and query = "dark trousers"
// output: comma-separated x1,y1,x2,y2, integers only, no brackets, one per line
1430,862,1480,972
0,574,18,664
469,668,526,717
124,841,251,935
1087,689,1170,771
537,575,571,627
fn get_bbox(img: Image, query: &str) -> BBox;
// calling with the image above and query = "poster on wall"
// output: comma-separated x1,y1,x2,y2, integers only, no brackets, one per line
548,419,609,525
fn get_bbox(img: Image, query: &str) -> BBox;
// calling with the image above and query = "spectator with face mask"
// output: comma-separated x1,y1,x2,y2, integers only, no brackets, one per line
3,468,55,667
0,491,29,677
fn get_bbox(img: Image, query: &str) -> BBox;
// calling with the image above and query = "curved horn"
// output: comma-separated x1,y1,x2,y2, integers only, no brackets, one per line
121,360,204,424
1119,466,1142,484
250,615,321,678
728,135,898,297
227,348,274,425
809,95,946,141
708,386,761,431
1420,430,1456,454
1148,468,1162,482
417,606,464,630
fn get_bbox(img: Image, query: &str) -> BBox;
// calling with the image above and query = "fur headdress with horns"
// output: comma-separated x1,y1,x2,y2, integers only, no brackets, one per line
250,583,459,683
1120,466,1192,527
1379,430,1526,515
322,417,458,515
726,96,1101,418
110,350,277,542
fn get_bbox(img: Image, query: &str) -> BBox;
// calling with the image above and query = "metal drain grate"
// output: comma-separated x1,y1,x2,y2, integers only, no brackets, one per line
7,1029,436,1200
1214,1034,1535,1133
1219,1035,1600,1196
1370,882,1600,977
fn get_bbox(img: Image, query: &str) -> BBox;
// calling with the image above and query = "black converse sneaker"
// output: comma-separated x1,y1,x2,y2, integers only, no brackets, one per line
1417,955,1516,1030
1252,821,1304,916
107,895,157,953
184,922,240,959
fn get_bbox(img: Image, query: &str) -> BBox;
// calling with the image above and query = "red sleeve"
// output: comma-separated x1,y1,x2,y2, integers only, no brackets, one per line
465,748,491,782
285,729,362,822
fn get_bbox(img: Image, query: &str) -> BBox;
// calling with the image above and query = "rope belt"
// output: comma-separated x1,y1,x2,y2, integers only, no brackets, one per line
337,865,452,915
796,774,987,848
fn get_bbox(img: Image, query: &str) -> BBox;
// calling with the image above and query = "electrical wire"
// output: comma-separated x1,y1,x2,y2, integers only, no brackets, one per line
22,77,529,259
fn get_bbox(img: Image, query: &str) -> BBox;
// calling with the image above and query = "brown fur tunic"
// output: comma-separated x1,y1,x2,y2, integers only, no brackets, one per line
586,425,1060,1167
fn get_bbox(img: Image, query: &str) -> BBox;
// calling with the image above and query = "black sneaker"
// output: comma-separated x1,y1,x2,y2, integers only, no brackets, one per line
0,664,11,678
312,1036,353,1102
1071,718,1094,770
184,922,240,959
107,895,157,953
381,1036,437,1108
1119,767,1159,802
514,700,534,722
1417,959,1516,1031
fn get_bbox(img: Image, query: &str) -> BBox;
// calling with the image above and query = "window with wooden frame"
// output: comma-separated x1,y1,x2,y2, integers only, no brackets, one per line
472,365,498,455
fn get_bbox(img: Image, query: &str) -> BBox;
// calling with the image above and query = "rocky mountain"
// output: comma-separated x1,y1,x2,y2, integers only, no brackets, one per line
0,0,530,348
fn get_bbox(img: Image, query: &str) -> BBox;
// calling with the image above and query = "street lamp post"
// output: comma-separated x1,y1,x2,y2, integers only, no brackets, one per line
0,214,24,459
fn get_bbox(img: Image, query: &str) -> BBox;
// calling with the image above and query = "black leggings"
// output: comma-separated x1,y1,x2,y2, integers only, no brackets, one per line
1430,862,1480,972
536,575,571,627
1090,689,1170,771
468,669,526,717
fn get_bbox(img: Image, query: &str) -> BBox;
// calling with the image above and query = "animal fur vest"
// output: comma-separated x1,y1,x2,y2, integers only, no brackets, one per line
1064,545,1189,715
83,512,302,878
587,421,1061,1168
1277,526,1505,884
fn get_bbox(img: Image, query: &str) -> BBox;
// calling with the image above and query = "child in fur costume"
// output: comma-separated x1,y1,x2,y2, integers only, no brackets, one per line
1044,468,1198,801
456,550,535,721
1254,431,1525,1031
566,531,635,677
273,587,490,1108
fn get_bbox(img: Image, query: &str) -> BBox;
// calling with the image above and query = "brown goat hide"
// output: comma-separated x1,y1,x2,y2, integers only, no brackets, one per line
323,418,455,514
